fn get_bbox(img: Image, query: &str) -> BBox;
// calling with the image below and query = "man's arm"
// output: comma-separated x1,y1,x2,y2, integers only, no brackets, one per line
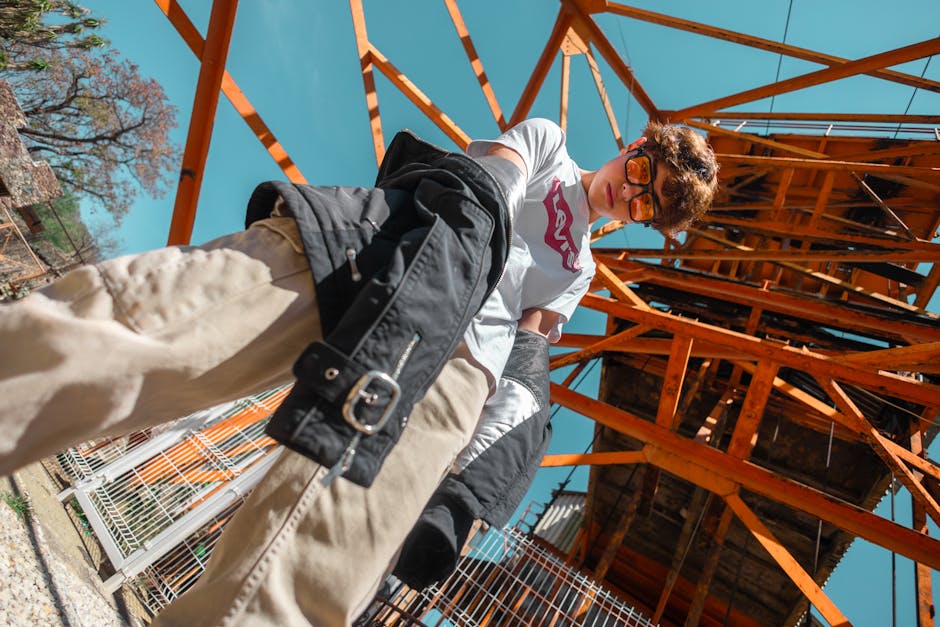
484,143,528,178
518,307,561,338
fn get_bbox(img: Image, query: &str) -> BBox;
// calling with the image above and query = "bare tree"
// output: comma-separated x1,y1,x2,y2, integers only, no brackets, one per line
1,1,179,222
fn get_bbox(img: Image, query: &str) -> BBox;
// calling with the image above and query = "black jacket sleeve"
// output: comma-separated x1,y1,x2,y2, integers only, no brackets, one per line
393,330,551,589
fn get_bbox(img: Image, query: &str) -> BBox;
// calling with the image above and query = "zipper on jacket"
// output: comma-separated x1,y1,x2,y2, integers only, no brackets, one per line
321,432,361,486
320,334,420,486
394,333,421,430
392,333,421,379
345,247,362,282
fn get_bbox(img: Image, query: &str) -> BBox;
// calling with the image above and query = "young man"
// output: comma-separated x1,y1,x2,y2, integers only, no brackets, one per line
0,118,717,626
392,118,719,590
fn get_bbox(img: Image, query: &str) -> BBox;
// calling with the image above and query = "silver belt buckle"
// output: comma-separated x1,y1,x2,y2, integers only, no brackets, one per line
342,370,401,435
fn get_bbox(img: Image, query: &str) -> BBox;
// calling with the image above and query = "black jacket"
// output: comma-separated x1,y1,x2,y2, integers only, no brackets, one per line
249,130,513,487
393,329,552,589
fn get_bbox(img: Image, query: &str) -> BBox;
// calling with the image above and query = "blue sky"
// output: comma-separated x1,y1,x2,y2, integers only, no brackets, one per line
78,1,939,624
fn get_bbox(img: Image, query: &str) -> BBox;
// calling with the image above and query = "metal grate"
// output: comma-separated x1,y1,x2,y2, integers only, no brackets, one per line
364,525,656,626
50,386,289,605
127,499,243,613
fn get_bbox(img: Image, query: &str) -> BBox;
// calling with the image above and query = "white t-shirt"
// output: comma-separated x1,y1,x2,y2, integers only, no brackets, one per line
463,118,595,383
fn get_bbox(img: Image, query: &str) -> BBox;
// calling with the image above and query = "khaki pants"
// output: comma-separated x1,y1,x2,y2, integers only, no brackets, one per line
0,217,489,626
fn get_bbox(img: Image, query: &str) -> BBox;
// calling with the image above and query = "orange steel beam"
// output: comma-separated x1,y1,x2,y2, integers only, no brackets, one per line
595,256,940,344
726,360,780,459
914,505,937,627
349,0,384,168
685,504,735,627
579,293,940,407
153,0,306,184
832,342,940,374
693,389,736,446
836,141,940,164
915,263,940,309
550,324,652,370
714,153,940,179
593,466,647,582
166,0,238,246
652,488,711,624
604,2,940,95
593,260,650,309
724,492,850,627
874,173,940,195
654,335,693,429
590,219,630,243
733,361,940,485
686,119,830,159
851,171,916,240
806,170,835,232
567,0,659,119
688,228,936,316
540,450,645,467
549,383,940,570
612,248,940,263
583,48,624,150
911,423,937,627
819,378,940,528
368,44,471,149
560,360,589,388
509,8,573,126
677,111,940,125
443,0,507,132
697,216,940,253
670,37,940,122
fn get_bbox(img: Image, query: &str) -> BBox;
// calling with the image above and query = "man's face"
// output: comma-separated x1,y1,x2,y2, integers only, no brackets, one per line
587,146,667,225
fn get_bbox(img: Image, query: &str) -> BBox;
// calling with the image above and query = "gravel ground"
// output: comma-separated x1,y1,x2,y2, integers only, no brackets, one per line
0,465,142,627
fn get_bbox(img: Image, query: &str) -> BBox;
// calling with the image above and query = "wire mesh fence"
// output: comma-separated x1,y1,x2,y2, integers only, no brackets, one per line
46,386,289,613
362,525,655,627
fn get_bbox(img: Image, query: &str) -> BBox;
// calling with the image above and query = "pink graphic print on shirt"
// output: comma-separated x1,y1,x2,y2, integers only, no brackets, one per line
542,177,581,272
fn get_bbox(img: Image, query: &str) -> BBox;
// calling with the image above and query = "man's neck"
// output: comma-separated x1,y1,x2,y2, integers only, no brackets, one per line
580,168,599,223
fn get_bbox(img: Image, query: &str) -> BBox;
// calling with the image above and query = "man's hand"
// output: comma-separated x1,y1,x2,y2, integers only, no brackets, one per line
518,308,561,339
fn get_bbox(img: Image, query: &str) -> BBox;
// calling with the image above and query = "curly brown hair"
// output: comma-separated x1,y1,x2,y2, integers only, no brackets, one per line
641,121,719,234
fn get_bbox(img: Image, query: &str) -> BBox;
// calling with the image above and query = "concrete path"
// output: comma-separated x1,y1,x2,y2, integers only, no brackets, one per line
0,464,143,626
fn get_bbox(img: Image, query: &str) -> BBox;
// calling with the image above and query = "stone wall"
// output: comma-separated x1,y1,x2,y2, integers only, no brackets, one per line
0,79,63,300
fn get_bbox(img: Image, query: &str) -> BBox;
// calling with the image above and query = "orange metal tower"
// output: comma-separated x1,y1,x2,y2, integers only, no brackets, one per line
151,1,939,624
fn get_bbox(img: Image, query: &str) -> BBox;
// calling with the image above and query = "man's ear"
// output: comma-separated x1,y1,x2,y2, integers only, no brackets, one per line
623,136,648,153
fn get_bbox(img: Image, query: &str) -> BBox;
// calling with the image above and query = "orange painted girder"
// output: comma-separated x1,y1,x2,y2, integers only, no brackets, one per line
443,0,506,131
580,293,940,407
567,0,658,118
549,383,940,570
654,335,693,428
595,256,940,344
509,8,573,126
604,2,940,95
675,111,940,124
715,153,940,179
349,0,384,168
541,450,645,467
152,0,306,185
166,0,239,246
670,37,940,121
615,247,940,263
724,492,850,626
368,45,470,149
726,360,779,458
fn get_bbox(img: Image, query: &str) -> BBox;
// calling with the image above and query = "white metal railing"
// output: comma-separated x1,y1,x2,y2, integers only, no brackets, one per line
366,524,656,626
49,386,290,611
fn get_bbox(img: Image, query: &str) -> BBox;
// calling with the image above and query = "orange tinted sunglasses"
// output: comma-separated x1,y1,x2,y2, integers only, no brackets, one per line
623,147,659,224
